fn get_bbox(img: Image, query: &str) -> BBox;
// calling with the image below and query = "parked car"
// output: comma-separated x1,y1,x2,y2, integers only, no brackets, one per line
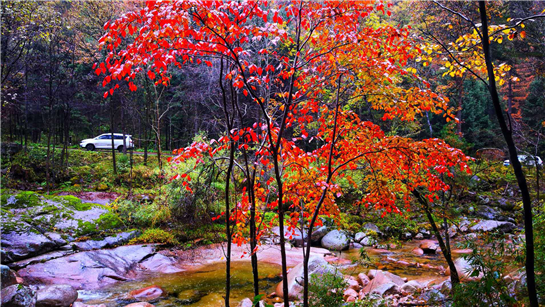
80,133,134,152
503,155,542,167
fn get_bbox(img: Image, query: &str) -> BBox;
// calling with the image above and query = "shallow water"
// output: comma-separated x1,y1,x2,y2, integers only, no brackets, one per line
80,241,458,306
81,261,282,307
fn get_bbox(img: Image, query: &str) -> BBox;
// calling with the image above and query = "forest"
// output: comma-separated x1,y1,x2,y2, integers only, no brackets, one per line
1,1,545,307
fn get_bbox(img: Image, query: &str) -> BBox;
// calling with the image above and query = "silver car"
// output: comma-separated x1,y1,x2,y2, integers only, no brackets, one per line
80,133,134,152
503,155,542,167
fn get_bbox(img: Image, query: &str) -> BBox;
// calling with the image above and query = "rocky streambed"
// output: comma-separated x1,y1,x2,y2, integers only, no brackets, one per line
1,191,525,307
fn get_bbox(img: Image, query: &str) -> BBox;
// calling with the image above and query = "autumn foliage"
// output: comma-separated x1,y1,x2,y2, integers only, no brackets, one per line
97,0,471,304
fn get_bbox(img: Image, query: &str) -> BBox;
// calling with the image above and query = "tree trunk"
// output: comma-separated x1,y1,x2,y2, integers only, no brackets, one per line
110,99,117,175
478,3,537,305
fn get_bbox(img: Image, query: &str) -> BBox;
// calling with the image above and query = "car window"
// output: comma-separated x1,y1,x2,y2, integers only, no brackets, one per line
114,135,124,139
98,135,111,139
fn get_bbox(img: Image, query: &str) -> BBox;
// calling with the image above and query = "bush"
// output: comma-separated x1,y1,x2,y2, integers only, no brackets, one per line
129,228,179,245
305,271,346,307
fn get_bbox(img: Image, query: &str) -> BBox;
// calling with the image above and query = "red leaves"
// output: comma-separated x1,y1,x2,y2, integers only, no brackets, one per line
147,70,156,80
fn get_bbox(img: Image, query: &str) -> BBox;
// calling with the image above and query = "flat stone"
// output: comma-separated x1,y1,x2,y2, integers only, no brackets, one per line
470,220,516,233
73,231,140,251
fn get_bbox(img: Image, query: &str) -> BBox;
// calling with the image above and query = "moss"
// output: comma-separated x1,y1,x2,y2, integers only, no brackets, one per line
75,220,97,236
4,191,43,209
96,212,123,230
129,228,179,245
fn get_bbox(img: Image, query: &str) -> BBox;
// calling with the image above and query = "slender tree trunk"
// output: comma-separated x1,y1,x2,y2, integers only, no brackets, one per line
413,190,460,286
478,3,537,305
45,41,54,194
110,99,117,175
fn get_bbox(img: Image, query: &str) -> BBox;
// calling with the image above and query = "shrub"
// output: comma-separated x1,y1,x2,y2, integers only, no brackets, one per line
129,228,179,245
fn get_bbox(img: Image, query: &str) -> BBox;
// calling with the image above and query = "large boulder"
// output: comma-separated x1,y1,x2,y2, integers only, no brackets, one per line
310,226,328,243
400,280,424,294
275,256,338,299
321,230,350,251
1,265,18,288
1,284,37,307
470,220,516,233
475,205,501,220
35,285,78,307
17,245,182,290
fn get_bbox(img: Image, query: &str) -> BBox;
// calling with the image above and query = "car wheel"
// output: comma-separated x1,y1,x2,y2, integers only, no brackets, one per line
117,145,124,153
86,144,95,151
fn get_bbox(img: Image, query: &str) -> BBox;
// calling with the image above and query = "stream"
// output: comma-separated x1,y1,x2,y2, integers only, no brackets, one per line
77,240,463,306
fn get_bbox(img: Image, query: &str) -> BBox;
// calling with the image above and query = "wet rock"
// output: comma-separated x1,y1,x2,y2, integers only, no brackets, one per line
1,284,37,307
1,265,18,288
357,273,370,287
411,247,424,256
177,290,201,304
73,230,140,251
36,285,78,307
17,245,175,290
419,240,438,254
195,293,223,306
321,230,349,251
470,220,516,233
124,303,155,307
310,226,328,243
128,286,164,302
275,256,338,299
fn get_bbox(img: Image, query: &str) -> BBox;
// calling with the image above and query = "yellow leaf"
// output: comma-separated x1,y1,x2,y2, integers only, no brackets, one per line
521,23,525,28
497,37,503,44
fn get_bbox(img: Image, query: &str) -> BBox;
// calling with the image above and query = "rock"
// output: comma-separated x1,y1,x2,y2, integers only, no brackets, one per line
417,228,431,239
1,284,37,307
321,230,350,251
73,230,140,251
275,256,338,299
343,288,358,301
475,205,501,220
346,278,361,291
177,290,201,304
35,285,78,307
271,227,307,247
445,257,477,280
1,265,18,288
366,270,405,286
362,223,382,237
418,289,445,303
351,242,363,249
414,233,424,240
362,270,404,297
124,303,155,307
470,220,516,233
17,245,179,290
139,254,184,274
439,280,452,294
359,236,376,246
310,226,328,243
1,229,68,263
237,298,253,307
357,273,370,287
419,240,438,254
128,286,164,302
72,303,106,307
400,280,423,294
354,232,366,243
402,232,412,240
496,198,515,211
411,248,424,256
195,293,223,306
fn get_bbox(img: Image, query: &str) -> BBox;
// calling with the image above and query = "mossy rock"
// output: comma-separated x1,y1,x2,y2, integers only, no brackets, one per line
97,212,123,230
